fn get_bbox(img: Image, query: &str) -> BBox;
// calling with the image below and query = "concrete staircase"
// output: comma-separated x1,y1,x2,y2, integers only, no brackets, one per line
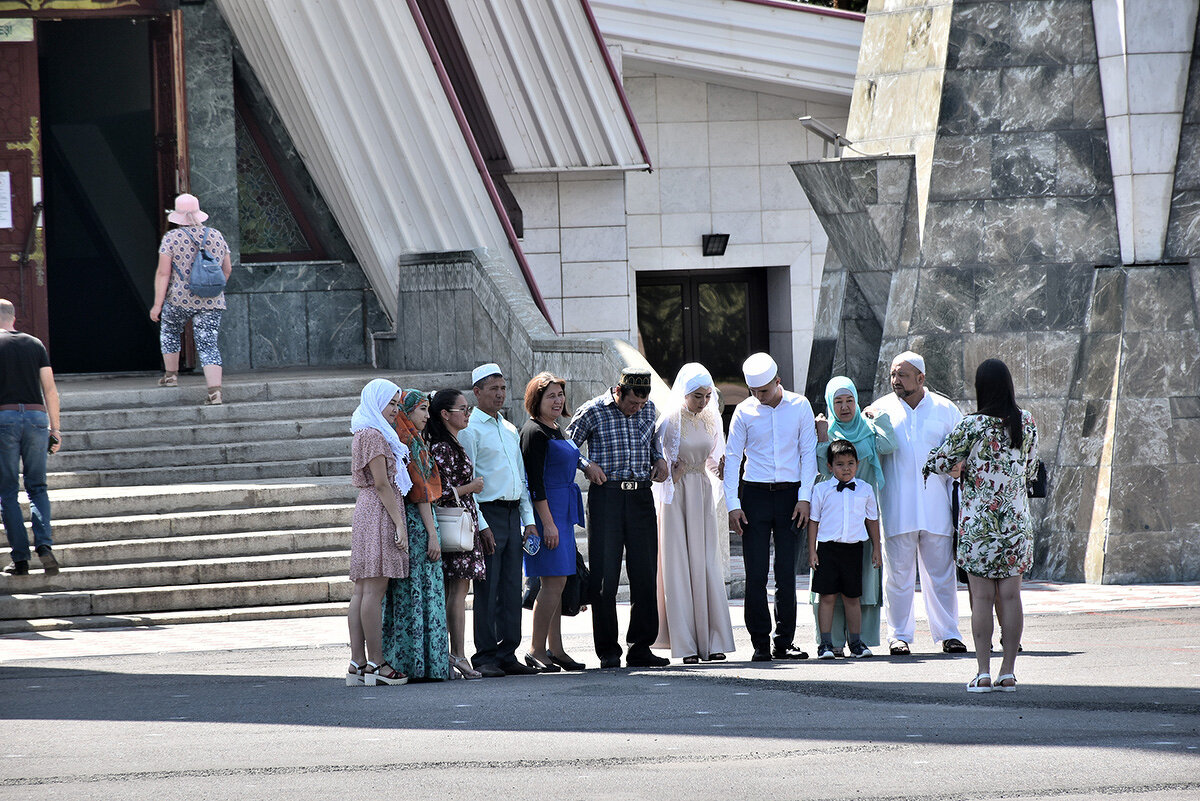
0,369,469,633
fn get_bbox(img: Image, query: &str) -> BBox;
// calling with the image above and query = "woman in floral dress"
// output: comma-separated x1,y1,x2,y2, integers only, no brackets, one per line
425,388,487,680
382,389,450,681
924,359,1039,693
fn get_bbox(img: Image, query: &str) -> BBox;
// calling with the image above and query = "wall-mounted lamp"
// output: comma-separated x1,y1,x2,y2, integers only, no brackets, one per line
702,233,729,257
799,115,852,158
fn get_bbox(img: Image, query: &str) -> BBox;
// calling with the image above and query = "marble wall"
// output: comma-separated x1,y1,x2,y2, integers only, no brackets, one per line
221,261,384,371
799,0,1200,582
1165,13,1200,260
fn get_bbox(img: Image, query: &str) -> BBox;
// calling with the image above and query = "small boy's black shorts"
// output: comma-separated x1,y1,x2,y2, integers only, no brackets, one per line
811,540,864,597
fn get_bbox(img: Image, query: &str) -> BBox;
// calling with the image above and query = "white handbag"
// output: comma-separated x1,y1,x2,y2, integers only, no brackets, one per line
435,486,474,553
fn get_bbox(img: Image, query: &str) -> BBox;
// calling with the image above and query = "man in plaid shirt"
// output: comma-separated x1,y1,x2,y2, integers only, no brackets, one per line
567,367,669,669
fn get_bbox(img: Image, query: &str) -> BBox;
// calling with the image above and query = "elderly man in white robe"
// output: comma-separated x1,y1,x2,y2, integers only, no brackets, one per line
867,351,968,655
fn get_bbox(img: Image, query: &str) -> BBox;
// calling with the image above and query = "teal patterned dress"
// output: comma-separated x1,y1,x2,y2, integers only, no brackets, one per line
923,410,1039,579
381,495,450,680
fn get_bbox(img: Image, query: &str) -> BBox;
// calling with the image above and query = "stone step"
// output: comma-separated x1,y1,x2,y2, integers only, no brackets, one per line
0,551,348,595
0,601,350,635
55,527,350,566
53,435,351,472
60,396,362,433
51,503,352,545
19,477,357,519
58,370,470,411
70,417,351,451
49,457,349,488
0,575,353,619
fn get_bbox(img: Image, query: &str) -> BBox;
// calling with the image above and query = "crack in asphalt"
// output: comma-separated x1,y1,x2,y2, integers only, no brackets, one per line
1,743,906,786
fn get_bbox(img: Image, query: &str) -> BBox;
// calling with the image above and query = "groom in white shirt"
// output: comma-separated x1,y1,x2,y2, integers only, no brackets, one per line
724,353,818,662
868,350,967,655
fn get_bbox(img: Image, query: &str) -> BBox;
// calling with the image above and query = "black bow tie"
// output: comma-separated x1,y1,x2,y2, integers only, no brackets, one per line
836,481,856,492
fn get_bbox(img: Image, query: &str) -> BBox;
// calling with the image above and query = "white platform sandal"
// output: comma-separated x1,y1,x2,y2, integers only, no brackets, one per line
993,673,1017,692
967,673,993,693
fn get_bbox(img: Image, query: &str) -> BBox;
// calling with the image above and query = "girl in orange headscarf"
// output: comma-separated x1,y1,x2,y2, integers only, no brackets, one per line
381,389,450,681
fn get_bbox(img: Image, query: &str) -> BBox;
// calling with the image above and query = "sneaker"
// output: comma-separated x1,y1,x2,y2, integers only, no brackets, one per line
36,549,59,576
817,642,837,660
848,640,873,658
3,560,29,576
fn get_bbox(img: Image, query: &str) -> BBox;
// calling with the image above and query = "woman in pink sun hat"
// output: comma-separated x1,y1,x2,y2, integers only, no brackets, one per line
149,193,233,405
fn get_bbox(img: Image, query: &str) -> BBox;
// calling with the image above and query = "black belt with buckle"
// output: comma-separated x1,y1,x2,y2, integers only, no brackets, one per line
482,498,520,509
606,480,651,491
742,480,801,492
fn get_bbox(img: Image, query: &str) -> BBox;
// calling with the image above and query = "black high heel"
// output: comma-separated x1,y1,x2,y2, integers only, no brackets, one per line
524,652,561,672
546,650,586,671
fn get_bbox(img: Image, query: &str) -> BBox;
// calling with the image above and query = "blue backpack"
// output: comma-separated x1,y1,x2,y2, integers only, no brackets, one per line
176,227,226,298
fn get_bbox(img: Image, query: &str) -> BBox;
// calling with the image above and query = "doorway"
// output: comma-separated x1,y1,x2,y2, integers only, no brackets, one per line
39,18,165,372
636,268,769,422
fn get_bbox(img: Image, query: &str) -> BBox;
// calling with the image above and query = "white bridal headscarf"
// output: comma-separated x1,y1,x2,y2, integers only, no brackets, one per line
657,363,724,506
350,378,413,495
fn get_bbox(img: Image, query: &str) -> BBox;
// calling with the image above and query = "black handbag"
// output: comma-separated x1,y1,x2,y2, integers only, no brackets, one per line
951,479,968,584
1027,460,1048,498
522,552,591,617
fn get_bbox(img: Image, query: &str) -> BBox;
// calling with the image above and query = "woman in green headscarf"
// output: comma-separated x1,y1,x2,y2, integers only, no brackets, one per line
809,376,897,652
381,389,450,681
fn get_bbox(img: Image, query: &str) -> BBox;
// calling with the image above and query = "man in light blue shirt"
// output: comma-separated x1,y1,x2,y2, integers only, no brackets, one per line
459,363,539,677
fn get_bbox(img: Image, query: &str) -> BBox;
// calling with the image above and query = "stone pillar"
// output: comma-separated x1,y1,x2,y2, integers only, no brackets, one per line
183,2,239,264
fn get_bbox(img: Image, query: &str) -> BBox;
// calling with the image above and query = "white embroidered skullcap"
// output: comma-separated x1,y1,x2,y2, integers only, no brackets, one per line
471,363,503,385
742,352,779,387
892,350,926,375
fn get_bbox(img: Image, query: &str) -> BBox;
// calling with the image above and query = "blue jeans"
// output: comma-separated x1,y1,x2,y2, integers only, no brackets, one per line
0,408,52,562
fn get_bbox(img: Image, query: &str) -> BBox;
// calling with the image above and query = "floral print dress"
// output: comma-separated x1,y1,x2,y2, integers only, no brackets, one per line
923,410,1039,579
381,457,450,680
430,441,487,581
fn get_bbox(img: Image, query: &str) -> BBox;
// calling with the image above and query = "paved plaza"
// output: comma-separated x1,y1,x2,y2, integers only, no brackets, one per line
2,583,1197,801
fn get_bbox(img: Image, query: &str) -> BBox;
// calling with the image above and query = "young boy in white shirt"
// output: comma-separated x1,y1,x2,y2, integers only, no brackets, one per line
807,440,882,658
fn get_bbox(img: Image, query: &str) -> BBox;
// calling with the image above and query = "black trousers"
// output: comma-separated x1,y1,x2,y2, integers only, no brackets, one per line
741,483,801,651
586,483,658,661
472,501,523,668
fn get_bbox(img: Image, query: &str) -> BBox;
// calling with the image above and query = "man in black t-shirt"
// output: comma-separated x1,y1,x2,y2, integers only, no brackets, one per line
0,299,62,577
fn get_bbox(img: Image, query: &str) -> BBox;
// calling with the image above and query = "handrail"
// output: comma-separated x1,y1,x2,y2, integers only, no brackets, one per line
18,201,42,268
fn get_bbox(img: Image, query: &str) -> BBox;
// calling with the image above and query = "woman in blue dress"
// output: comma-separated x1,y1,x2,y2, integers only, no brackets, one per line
520,372,587,672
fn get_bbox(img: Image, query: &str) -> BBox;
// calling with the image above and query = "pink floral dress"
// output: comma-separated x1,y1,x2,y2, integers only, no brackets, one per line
923,410,1039,579
349,428,409,580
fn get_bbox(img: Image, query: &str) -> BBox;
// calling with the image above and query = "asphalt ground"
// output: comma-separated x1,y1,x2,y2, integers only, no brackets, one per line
2,584,1198,801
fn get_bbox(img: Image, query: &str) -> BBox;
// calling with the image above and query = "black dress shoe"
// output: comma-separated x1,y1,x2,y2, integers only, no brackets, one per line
475,664,506,678
772,645,809,660
942,638,968,654
599,657,622,669
547,650,586,671
750,647,772,662
36,548,59,576
626,652,669,668
499,660,540,676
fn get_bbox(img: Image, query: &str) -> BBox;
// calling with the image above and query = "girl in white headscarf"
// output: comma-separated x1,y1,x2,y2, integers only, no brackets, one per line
346,378,414,686
652,363,737,662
